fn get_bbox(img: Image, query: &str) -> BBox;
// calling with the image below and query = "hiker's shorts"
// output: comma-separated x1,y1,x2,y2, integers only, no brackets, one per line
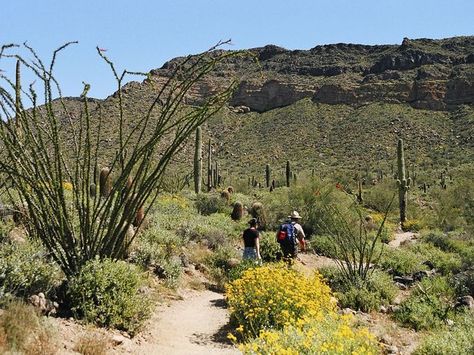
243,247,257,260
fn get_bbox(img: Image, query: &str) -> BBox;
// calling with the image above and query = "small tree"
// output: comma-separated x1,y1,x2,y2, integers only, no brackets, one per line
0,41,243,277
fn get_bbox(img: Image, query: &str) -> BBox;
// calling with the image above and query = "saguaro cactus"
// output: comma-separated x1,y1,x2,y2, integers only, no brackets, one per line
193,127,202,193
265,164,271,188
357,176,363,204
286,160,291,188
207,138,212,192
396,139,410,223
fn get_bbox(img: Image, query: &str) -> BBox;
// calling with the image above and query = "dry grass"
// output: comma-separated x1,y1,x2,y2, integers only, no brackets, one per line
0,300,56,354
74,332,110,355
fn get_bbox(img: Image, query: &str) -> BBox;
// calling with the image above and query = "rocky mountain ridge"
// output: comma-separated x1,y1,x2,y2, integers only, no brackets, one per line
144,36,474,112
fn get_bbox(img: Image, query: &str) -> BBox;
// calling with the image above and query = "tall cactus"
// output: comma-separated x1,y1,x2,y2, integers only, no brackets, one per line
193,127,202,193
207,138,212,192
396,139,410,223
286,160,291,187
265,164,271,188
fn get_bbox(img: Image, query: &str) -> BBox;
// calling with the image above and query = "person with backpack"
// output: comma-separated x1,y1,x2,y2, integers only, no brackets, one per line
276,211,306,260
242,218,262,261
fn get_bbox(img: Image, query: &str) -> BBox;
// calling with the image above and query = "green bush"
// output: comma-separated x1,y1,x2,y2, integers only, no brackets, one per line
68,258,152,335
173,212,244,249
289,180,354,237
363,180,398,213
394,276,457,330
205,245,241,289
195,193,229,215
380,247,427,276
311,234,340,258
423,230,474,268
258,231,281,261
452,269,474,297
414,312,474,355
320,267,397,312
0,240,63,298
129,228,183,288
429,176,474,231
410,242,463,275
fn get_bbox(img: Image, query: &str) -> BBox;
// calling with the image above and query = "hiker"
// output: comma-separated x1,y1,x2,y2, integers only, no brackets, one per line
276,210,306,260
242,218,262,261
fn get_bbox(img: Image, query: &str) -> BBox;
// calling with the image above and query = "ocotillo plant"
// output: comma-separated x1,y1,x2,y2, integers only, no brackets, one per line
193,126,202,193
15,59,21,135
265,164,271,188
286,160,291,187
0,41,243,277
396,139,411,224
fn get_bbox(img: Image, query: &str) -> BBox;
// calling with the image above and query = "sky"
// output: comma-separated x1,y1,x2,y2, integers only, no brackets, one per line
1,0,473,100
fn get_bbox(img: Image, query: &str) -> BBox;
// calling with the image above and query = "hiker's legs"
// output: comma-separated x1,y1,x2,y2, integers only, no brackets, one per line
281,244,297,265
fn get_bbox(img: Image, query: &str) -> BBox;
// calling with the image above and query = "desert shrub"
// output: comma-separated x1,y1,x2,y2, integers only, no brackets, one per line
238,313,380,354
423,230,474,268
363,180,398,213
0,220,13,243
311,234,340,258
380,247,426,276
205,245,241,289
68,258,152,335
289,180,353,237
131,228,184,264
173,212,244,249
195,193,229,215
339,286,382,313
410,242,463,275
259,188,291,230
226,263,335,339
429,177,474,231
0,240,63,298
321,267,397,312
129,228,183,288
249,202,268,230
394,276,457,330
452,269,474,297
402,219,423,232
414,312,474,355
258,231,281,261
0,300,55,353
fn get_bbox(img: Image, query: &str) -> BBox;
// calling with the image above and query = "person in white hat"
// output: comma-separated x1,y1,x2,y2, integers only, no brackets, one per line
276,210,306,260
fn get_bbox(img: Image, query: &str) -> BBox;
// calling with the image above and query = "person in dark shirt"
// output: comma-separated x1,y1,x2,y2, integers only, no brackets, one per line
242,218,261,261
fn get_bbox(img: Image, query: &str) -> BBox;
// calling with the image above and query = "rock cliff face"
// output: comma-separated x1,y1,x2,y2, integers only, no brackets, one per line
148,36,474,112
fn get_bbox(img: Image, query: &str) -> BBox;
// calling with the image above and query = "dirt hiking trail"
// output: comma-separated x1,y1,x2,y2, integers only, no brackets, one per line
115,288,240,355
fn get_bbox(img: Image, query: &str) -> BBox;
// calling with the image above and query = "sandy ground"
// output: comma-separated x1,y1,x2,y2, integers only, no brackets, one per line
114,289,240,355
389,231,418,248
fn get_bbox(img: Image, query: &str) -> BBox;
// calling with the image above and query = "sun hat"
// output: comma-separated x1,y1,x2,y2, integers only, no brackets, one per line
289,211,302,219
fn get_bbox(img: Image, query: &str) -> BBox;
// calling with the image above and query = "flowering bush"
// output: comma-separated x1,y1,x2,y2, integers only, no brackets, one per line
239,314,380,355
225,263,335,339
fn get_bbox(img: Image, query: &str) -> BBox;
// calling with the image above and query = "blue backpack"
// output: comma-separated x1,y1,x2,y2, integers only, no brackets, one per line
277,222,296,245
